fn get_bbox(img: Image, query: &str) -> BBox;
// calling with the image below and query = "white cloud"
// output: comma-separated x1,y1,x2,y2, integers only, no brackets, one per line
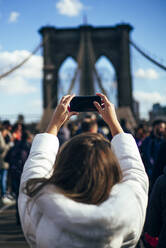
28,99,42,109
0,50,42,78
134,91,166,118
56,0,83,17
25,99,43,117
0,75,37,95
8,11,20,23
135,68,159,80
0,50,42,95
134,91,166,104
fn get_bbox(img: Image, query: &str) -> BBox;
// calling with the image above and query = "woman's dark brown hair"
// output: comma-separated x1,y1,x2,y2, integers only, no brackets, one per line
25,133,122,205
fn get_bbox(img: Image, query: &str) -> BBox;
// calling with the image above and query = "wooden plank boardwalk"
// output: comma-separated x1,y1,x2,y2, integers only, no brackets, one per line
0,202,29,248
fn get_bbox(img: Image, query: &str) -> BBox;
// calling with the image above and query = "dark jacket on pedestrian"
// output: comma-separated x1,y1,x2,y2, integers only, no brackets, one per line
141,133,164,181
144,167,166,247
151,141,166,188
6,131,32,195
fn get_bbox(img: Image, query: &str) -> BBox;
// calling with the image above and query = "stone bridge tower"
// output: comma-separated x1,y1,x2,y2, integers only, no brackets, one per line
38,24,134,130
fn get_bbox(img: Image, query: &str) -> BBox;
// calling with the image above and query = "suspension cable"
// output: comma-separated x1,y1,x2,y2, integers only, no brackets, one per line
0,42,43,80
130,40,166,71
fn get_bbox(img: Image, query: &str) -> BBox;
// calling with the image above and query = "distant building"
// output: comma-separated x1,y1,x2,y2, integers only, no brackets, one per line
149,103,166,121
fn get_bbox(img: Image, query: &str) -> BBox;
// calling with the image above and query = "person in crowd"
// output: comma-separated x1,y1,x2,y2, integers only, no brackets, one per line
18,93,149,248
2,120,15,198
17,114,25,125
57,123,70,146
12,122,24,144
120,118,131,133
140,119,166,184
0,123,14,204
68,122,79,137
151,140,166,188
2,120,13,144
143,168,166,248
134,124,148,150
8,129,33,224
76,113,106,137
81,118,98,133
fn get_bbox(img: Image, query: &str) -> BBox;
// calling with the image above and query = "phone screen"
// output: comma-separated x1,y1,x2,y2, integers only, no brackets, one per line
70,96,101,112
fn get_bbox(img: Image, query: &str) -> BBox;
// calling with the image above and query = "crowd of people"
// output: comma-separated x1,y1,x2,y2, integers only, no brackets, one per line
0,95,166,247
0,120,33,224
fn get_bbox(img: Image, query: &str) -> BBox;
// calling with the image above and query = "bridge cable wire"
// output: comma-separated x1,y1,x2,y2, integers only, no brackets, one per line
0,42,43,80
130,39,166,71
85,31,108,97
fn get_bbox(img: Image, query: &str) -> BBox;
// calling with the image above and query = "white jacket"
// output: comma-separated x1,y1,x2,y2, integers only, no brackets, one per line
18,132,149,248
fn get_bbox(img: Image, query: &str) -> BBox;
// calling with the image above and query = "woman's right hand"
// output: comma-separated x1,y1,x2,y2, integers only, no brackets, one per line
93,93,123,137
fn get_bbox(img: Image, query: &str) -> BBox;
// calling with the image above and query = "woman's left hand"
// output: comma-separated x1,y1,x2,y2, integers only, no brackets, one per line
46,94,78,136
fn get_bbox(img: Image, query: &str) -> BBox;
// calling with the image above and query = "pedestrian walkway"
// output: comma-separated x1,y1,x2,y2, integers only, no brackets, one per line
0,202,29,248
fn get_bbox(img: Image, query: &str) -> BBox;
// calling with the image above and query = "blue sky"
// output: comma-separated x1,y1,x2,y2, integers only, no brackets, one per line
0,0,166,123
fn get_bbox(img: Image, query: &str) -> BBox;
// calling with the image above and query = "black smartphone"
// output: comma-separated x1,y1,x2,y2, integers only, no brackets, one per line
70,96,101,112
